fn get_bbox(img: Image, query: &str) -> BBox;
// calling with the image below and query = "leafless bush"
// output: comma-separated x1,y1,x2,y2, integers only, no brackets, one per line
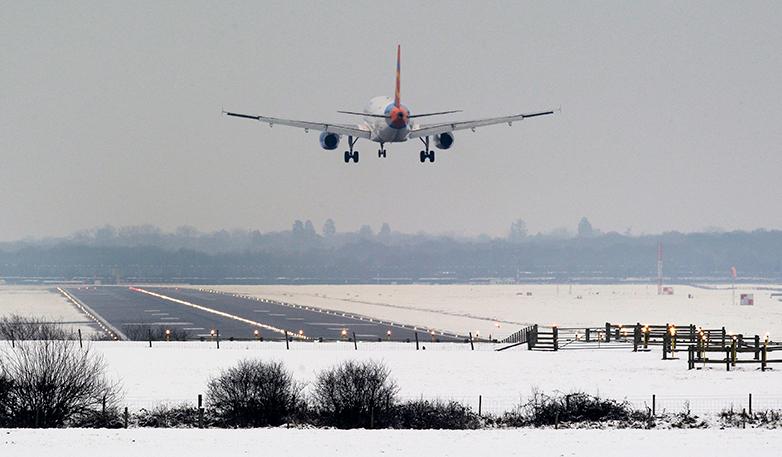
312,360,398,428
133,403,209,428
0,340,121,427
122,324,189,341
499,390,645,427
207,360,304,427
393,399,481,429
0,315,73,341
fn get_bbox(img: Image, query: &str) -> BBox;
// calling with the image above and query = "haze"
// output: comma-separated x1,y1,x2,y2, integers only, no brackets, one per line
2,1,781,241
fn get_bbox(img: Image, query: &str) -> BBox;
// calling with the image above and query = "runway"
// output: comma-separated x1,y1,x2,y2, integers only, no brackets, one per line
64,286,465,342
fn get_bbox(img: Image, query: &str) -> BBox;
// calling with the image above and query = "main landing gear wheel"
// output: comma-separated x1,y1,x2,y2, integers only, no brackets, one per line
343,135,360,163
378,149,387,158
419,136,435,163
344,150,359,163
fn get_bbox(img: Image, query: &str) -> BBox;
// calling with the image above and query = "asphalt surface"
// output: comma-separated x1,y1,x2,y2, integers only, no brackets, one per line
64,286,465,342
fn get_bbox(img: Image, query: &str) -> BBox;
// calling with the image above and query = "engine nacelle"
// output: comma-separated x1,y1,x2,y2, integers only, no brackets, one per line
434,132,454,150
319,132,341,150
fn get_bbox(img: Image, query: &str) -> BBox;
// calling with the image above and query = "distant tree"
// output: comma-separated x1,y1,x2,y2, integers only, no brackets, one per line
378,223,391,242
358,225,374,239
175,225,198,238
304,220,317,236
322,219,336,237
508,219,527,242
94,225,116,243
292,220,304,234
577,217,594,238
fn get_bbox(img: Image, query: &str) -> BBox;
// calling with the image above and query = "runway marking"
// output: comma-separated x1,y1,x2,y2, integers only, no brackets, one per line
269,313,286,317
253,310,270,313
285,317,305,321
151,313,169,316
159,317,180,320
130,287,307,339
143,309,161,312
122,322,194,326
308,322,377,326
183,327,205,331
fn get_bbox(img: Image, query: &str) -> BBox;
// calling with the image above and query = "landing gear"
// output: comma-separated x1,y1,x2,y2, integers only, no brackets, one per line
378,142,387,158
343,135,359,163
419,136,435,163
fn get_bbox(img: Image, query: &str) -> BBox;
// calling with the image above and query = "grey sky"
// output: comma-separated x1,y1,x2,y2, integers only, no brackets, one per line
2,1,781,241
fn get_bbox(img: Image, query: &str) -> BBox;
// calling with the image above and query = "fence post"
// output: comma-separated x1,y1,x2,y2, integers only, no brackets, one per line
529,324,537,350
754,335,760,360
605,322,611,342
749,393,752,415
198,394,204,428
687,346,693,370
123,406,128,428
731,337,737,367
762,344,767,371
284,330,289,350
469,332,475,351
652,394,656,416
662,332,669,360
726,349,731,371
415,331,419,350
478,395,482,417
633,323,640,352
216,329,220,349
78,329,83,349
353,332,358,350
552,326,558,351
148,328,152,348
721,327,726,348
586,327,591,342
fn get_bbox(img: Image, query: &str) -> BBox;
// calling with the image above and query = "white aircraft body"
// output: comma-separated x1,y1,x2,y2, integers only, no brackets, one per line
224,46,555,163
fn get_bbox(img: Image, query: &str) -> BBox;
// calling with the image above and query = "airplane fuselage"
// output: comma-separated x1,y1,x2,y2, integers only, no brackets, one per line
364,96,412,143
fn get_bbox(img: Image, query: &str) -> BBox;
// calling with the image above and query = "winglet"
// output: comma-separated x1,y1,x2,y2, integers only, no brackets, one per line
394,45,401,108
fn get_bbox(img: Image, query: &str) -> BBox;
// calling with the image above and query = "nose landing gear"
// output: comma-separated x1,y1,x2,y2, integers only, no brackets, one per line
343,136,359,163
419,136,435,163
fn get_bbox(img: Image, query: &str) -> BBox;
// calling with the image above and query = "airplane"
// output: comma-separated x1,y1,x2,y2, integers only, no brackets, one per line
223,45,555,164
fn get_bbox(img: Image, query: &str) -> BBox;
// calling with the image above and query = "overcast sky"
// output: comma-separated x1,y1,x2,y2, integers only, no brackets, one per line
1,1,781,241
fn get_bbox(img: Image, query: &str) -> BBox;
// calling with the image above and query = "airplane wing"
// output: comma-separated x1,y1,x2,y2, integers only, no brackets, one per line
408,110,555,139
223,110,372,139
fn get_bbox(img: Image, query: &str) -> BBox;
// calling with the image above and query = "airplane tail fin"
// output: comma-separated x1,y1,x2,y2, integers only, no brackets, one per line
394,45,401,108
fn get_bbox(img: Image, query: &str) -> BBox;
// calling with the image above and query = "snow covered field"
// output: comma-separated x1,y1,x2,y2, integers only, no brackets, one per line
93,340,782,415
2,428,781,457
212,284,782,340
0,285,96,336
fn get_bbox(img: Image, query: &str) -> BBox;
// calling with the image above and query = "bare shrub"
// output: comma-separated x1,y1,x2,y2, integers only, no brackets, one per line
499,390,644,427
394,399,481,429
207,360,303,427
0,340,121,427
0,315,72,341
133,404,208,428
312,360,398,429
122,324,189,341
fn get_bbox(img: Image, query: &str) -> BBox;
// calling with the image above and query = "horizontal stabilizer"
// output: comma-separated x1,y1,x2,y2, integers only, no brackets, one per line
337,110,387,118
409,110,462,118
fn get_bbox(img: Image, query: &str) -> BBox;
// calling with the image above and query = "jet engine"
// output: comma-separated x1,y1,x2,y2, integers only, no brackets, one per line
434,132,454,149
319,132,341,150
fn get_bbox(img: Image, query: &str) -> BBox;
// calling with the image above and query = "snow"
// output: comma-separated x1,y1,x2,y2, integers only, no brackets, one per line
1,428,780,456
210,284,782,340
0,286,96,336
90,340,782,415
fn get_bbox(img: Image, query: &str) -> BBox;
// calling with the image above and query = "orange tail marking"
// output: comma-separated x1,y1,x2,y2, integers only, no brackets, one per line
394,44,401,108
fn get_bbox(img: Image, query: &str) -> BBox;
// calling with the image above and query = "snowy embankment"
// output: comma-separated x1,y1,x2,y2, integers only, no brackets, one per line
2,428,781,456
211,283,782,340
0,286,97,336
97,341,781,415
